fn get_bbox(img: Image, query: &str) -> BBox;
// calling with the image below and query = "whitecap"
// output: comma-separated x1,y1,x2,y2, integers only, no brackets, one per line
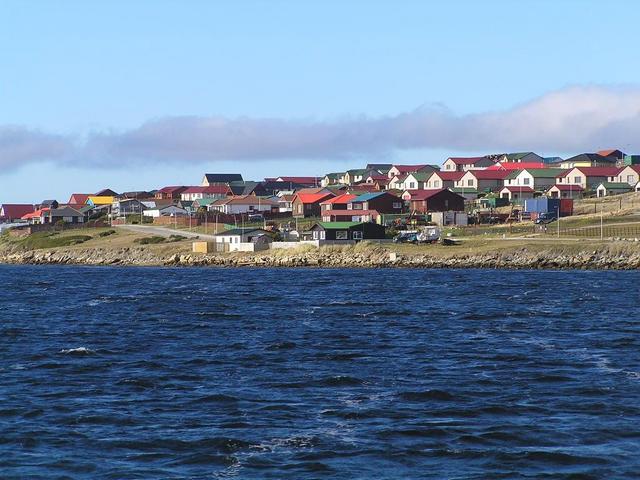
60,347,95,355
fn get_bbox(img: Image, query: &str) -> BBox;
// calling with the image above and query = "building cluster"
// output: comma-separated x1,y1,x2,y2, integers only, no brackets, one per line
1,149,640,242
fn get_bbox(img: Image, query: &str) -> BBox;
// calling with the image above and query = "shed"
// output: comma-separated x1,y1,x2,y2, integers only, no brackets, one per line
309,222,386,241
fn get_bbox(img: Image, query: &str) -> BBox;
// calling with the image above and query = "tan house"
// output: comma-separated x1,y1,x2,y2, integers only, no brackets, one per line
546,184,584,199
614,165,640,186
502,168,565,191
425,171,464,189
441,156,495,172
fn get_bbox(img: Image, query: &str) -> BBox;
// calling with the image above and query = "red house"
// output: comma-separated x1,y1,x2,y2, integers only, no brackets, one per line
155,186,189,200
407,189,465,213
0,204,35,222
292,192,335,217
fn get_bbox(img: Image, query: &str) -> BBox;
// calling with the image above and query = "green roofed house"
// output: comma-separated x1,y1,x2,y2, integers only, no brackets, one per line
596,182,633,197
503,168,566,191
321,172,344,187
308,221,386,241
501,152,544,163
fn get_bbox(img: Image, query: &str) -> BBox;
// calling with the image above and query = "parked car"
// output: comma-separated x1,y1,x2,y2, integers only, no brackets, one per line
535,212,557,224
393,231,418,243
248,213,264,222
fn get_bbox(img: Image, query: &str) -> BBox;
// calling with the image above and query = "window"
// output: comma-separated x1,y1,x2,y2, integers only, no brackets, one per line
434,180,440,188
352,231,363,240
320,231,326,240
628,175,634,183
523,177,530,185
409,182,416,189
574,176,582,184
336,230,348,240
445,164,451,170
297,204,303,213
313,230,319,239
392,202,402,209
467,179,473,187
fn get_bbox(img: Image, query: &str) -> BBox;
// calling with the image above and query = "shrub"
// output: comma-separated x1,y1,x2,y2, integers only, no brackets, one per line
134,236,165,245
97,229,117,237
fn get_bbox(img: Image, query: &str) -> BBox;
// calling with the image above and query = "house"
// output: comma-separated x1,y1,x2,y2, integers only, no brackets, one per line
387,164,439,179
596,182,633,197
614,165,640,186
42,207,86,224
449,188,480,201
387,174,408,190
556,167,621,190
275,176,321,187
442,156,495,172
558,153,618,169
496,152,545,164
112,198,146,216
344,169,378,185
455,170,511,193
425,171,465,190
321,209,380,223
201,173,244,186
347,192,403,214
68,193,90,205
320,193,358,212
502,168,565,191
406,189,465,213
95,188,118,197
180,185,232,201
402,172,432,190
214,227,271,244
277,194,296,213
366,163,393,174
499,186,535,203
292,191,335,217
39,200,59,209
321,173,344,187
546,184,584,199
143,205,189,218
155,186,188,200
86,196,115,206
209,195,277,215
309,221,386,241
597,149,626,161
117,191,154,200
258,181,306,195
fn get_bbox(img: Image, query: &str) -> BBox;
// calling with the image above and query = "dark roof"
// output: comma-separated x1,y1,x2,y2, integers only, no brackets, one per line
48,206,84,217
564,153,617,164
95,188,118,196
204,173,244,183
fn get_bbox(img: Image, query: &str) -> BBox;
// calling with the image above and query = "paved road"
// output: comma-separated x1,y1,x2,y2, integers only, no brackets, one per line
116,224,218,241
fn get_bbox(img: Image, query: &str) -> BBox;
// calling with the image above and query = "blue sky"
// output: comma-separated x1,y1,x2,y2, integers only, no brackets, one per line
2,0,640,202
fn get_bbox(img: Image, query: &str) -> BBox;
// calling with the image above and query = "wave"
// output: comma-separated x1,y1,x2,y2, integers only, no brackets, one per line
59,347,95,355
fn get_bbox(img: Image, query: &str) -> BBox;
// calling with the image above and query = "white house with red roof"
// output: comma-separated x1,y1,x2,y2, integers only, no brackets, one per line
209,195,277,215
546,184,584,199
614,165,640,186
556,167,621,190
425,171,464,189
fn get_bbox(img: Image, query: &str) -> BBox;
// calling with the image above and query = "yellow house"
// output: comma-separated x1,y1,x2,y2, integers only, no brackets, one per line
86,196,115,206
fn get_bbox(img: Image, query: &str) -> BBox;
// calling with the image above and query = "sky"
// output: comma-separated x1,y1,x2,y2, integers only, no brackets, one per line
2,0,640,202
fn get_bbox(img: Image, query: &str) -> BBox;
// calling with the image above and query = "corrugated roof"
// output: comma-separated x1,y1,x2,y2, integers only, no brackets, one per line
350,192,384,202
317,221,362,229
321,193,357,205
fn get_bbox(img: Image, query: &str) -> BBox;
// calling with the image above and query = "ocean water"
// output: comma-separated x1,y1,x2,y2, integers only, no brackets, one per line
1,265,640,479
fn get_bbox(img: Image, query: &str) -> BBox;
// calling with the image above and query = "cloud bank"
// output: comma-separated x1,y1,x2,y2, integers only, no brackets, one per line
3,85,640,171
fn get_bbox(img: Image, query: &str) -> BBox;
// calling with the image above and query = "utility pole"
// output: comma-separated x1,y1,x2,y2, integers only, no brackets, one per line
600,204,604,240
557,206,560,238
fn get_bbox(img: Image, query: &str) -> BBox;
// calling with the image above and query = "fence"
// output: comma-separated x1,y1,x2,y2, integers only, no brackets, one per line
545,223,640,238
574,192,640,215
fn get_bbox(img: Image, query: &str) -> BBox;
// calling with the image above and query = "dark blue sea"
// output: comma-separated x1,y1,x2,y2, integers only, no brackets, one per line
2,265,640,479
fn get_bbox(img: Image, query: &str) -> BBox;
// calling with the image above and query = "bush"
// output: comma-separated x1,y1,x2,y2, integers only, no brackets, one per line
168,234,187,242
134,236,165,245
97,229,117,237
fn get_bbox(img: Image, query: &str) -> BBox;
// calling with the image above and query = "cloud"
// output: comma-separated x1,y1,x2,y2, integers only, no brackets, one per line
3,85,640,171
0,126,72,171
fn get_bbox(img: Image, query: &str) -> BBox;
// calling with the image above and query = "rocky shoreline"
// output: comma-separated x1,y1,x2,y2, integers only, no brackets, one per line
1,245,640,270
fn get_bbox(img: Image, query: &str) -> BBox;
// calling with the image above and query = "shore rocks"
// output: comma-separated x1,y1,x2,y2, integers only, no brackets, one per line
1,245,640,270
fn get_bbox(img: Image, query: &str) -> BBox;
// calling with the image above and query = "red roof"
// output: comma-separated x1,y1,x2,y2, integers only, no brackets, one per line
465,170,511,179
550,184,585,191
68,194,90,205
500,186,535,193
487,162,547,170
432,171,465,180
448,157,486,165
321,193,357,205
295,192,335,204
157,186,188,194
391,164,427,173
569,167,621,177
597,149,624,157
22,208,50,219
0,204,35,219
406,189,448,201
